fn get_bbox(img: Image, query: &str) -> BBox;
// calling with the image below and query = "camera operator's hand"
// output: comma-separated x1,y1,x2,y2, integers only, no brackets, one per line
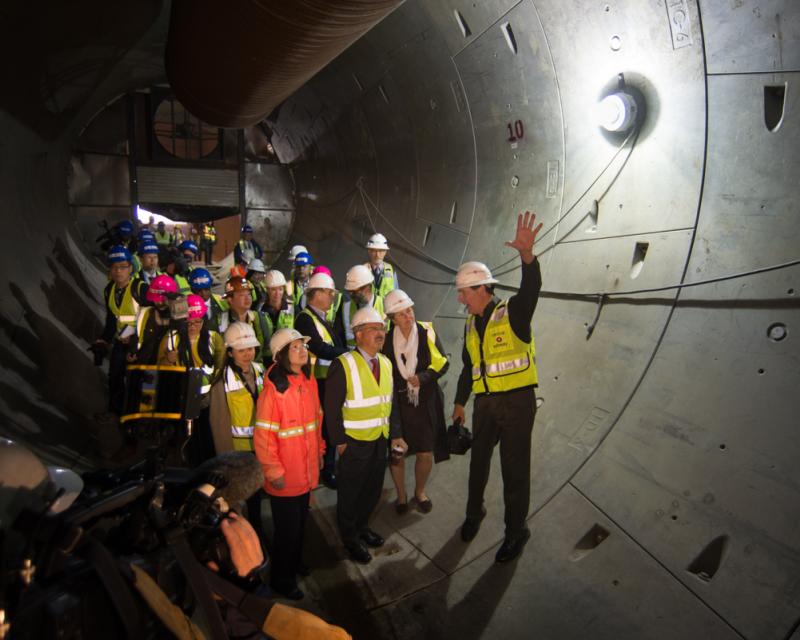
217,511,264,578
270,476,285,490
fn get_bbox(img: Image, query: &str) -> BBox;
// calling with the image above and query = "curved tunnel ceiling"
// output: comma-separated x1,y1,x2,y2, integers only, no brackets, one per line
0,1,798,638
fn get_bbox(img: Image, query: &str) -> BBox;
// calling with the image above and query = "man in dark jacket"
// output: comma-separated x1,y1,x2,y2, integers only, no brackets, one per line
452,211,543,563
293,272,349,488
95,245,149,415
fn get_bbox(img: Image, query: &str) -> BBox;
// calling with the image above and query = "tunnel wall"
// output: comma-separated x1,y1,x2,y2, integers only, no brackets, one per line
0,0,796,636
267,0,800,636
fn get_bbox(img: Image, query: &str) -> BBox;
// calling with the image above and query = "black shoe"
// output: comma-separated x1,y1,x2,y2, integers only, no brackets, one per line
460,508,487,542
271,583,304,600
360,529,385,548
495,528,531,563
321,471,338,490
296,563,311,577
345,541,372,564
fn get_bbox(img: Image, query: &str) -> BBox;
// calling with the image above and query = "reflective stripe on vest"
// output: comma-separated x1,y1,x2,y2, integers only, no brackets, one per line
339,352,392,441
419,321,448,373
161,331,217,394
465,300,538,394
344,293,386,349
301,308,334,379
224,363,264,451
108,283,140,336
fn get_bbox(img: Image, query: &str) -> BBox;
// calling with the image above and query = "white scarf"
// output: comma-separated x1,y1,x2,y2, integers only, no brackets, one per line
393,322,420,406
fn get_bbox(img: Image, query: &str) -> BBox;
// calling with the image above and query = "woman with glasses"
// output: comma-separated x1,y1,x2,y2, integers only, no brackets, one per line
254,328,324,600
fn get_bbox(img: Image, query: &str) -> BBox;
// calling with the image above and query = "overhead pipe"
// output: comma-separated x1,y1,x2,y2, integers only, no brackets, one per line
165,0,404,128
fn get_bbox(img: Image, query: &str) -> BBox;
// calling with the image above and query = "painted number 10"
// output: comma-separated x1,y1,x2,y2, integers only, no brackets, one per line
507,120,524,142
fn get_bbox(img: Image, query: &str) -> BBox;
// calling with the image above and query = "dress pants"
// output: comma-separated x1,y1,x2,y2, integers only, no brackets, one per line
108,339,128,415
246,488,266,539
466,387,536,538
268,492,310,591
337,436,387,545
316,379,336,477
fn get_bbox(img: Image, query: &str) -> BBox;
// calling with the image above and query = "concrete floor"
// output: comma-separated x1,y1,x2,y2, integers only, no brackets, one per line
261,450,742,640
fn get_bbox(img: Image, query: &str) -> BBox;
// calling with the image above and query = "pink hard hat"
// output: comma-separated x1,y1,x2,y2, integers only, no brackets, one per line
146,274,178,304
312,265,332,277
186,294,207,320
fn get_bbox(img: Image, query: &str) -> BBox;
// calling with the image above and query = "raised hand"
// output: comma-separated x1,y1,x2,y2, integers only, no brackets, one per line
504,211,543,263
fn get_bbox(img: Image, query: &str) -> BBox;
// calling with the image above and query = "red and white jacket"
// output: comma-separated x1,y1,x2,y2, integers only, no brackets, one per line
254,364,325,497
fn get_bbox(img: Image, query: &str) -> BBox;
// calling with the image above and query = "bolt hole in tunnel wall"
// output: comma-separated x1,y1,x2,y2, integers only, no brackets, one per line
256,0,800,637
0,0,799,639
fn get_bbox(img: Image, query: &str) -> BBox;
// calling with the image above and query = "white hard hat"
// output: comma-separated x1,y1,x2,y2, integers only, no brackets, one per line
248,258,266,273
366,233,389,250
345,264,374,291
307,272,336,291
352,306,385,329
265,269,287,288
269,328,310,360
288,244,308,261
224,322,261,350
454,261,499,290
384,289,414,314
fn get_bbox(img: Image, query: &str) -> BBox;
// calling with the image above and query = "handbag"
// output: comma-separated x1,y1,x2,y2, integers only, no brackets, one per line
447,421,473,455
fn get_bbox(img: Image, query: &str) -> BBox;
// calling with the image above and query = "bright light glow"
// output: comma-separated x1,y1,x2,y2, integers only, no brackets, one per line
137,205,182,227
595,92,638,132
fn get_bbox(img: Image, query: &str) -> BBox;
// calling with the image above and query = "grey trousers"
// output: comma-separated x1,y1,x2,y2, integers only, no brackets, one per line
466,387,536,538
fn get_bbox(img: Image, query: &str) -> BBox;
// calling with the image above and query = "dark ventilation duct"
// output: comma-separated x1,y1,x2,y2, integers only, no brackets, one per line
165,0,404,128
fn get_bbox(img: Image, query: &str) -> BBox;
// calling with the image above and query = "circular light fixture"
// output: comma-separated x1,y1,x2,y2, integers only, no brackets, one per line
595,91,639,133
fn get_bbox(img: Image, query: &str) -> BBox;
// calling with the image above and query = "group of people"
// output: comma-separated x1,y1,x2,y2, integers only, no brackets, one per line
95,211,543,603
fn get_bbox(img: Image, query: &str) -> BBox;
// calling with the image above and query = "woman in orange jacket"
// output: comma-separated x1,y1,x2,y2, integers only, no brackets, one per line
254,327,325,600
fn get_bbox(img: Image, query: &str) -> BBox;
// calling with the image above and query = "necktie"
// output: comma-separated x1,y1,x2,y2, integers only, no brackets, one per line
370,357,380,383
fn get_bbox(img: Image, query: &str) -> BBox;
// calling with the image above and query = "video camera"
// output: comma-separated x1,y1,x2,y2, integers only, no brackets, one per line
0,443,265,640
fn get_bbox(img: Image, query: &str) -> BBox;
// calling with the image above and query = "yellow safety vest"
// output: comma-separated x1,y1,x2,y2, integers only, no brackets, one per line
223,363,264,451
343,293,386,349
175,273,191,295
327,291,342,324
465,300,538,395
418,321,448,373
299,308,334,379
157,331,222,394
366,262,396,298
339,351,392,441
290,277,308,309
108,282,140,338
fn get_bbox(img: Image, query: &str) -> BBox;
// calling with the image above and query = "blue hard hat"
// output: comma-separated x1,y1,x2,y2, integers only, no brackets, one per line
138,229,155,238
189,268,213,290
241,224,253,234
294,251,313,266
107,245,132,264
117,220,134,235
138,242,159,256
178,240,199,255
